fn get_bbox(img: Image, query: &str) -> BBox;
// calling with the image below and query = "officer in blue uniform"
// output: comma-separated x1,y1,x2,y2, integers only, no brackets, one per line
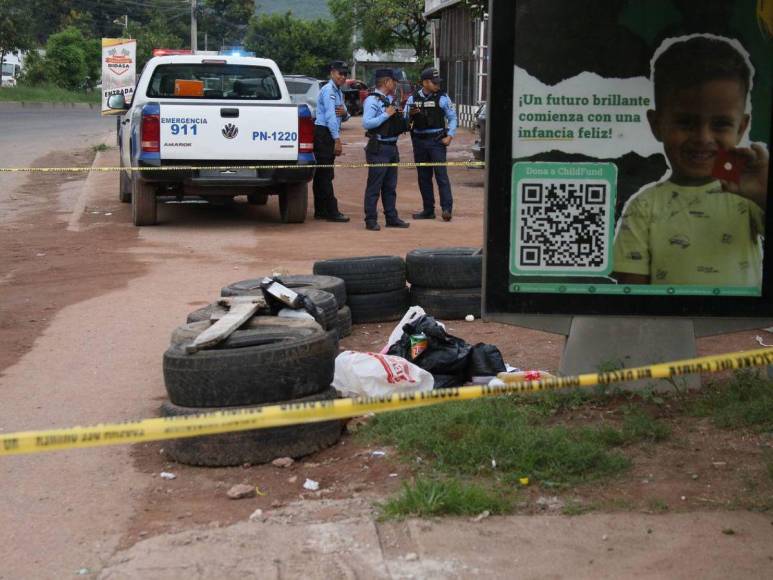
313,60,350,222
361,68,409,231
404,67,458,221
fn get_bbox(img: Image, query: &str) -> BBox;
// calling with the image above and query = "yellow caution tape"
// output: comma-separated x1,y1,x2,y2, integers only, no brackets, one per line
0,161,485,173
1,347,770,457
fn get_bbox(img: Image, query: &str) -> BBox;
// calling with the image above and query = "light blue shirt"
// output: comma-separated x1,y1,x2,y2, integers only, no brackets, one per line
363,90,399,142
315,79,349,139
403,89,458,137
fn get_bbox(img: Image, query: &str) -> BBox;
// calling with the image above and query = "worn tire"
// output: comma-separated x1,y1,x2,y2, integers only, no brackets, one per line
296,288,338,331
171,317,323,346
186,302,230,324
131,177,157,226
119,169,132,203
221,275,347,308
163,322,335,407
160,388,343,467
347,287,409,323
279,182,308,223
406,247,482,289
337,305,352,338
410,286,481,320
313,256,406,294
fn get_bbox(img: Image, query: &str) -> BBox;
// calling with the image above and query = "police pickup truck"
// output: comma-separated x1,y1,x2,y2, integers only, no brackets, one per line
108,54,315,226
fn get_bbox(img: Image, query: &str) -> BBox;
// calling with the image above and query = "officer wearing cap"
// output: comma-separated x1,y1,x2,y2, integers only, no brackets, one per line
313,60,351,222
404,67,458,221
361,68,409,231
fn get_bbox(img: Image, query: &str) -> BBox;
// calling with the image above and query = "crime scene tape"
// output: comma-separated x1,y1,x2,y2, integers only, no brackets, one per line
0,161,485,173
1,347,771,457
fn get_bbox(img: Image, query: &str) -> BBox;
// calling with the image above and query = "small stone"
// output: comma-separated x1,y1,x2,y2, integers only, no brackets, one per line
405,552,419,562
602,534,608,541
536,496,565,511
288,476,298,484
76,568,90,576
303,479,320,491
681,496,687,501
159,472,176,480
272,457,295,468
271,500,283,508
722,528,736,535
472,510,491,523
691,474,699,480
249,509,264,522
138,531,148,537
647,528,653,534
227,484,257,500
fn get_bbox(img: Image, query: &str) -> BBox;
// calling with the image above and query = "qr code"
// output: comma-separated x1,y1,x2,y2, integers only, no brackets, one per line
514,180,612,273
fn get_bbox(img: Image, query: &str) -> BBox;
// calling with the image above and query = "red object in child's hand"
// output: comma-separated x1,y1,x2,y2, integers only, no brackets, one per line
711,149,748,184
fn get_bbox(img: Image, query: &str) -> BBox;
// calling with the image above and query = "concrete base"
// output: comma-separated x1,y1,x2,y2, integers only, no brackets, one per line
559,317,700,391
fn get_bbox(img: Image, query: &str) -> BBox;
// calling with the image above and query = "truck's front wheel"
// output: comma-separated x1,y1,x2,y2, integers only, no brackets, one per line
132,178,157,226
119,170,132,203
279,182,308,224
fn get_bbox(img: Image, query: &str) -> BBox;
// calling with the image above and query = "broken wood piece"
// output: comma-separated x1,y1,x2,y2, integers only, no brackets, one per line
186,296,266,353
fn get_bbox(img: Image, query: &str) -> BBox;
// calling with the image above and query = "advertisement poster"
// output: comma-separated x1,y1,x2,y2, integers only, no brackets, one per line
101,38,136,115
509,0,772,298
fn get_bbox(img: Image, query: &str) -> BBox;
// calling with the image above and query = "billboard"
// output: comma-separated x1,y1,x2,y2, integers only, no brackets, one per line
485,0,773,318
101,38,136,115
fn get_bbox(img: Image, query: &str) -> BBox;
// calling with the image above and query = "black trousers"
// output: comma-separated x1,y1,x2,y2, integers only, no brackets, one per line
312,126,340,216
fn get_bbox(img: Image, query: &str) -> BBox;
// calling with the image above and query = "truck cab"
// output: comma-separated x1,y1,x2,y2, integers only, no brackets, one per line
110,54,315,226
1,53,22,87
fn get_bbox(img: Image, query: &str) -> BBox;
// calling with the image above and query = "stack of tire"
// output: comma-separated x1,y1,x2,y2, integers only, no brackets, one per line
313,256,409,324
161,310,343,467
406,248,483,320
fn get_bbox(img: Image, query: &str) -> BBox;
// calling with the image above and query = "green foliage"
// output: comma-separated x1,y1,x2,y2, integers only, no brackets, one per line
691,370,773,432
380,477,511,519
361,397,631,485
43,27,90,90
18,50,46,85
127,17,185,70
0,0,34,63
329,0,430,59
0,83,99,103
200,0,255,49
244,12,351,77
260,0,330,20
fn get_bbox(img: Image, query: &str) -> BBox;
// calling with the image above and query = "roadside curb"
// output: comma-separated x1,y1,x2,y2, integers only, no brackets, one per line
67,148,116,233
0,101,99,111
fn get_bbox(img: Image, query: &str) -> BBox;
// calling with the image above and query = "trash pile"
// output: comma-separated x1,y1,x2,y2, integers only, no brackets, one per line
158,248,543,467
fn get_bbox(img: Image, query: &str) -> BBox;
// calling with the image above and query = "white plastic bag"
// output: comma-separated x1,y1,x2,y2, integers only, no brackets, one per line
332,351,434,398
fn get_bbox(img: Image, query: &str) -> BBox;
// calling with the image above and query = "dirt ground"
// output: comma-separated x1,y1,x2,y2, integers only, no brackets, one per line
1,123,772,578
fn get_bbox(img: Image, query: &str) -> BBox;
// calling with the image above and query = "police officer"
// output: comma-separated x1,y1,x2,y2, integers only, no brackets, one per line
361,68,409,231
404,67,458,221
313,60,351,222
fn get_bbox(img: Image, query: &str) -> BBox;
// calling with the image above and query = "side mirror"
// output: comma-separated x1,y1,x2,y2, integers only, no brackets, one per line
107,94,128,110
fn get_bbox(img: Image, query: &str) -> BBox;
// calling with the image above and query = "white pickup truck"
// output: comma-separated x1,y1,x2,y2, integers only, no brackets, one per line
108,54,315,226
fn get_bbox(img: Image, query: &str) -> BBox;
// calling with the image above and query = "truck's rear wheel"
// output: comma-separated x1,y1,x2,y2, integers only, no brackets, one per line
119,170,132,203
279,182,307,223
132,178,157,226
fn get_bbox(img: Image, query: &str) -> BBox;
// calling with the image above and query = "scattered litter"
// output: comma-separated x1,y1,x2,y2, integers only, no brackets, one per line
404,553,419,562
465,314,475,322
389,473,399,478
754,335,773,347
491,459,497,469
36,253,46,257
371,450,386,458
159,472,176,480
249,509,265,522
332,351,434,398
104,213,112,216
472,510,491,523
681,496,687,501
519,477,530,486
691,473,699,480
272,457,295,468
381,306,428,353
227,484,257,500
288,476,298,484
303,479,320,491
536,496,564,511
256,486,267,497
76,568,90,576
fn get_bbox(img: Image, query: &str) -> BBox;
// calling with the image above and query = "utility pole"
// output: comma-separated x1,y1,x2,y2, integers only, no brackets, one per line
113,15,129,37
191,0,198,52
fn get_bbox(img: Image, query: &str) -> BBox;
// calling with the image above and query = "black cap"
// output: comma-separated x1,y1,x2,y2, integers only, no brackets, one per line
374,68,398,80
329,60,349,73
420,67,443,83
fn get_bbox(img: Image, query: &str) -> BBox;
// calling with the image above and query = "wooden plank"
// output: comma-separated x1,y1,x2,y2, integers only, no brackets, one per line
186,296,266,353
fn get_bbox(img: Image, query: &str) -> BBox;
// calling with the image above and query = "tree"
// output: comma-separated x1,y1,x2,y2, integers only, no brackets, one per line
200,0,255,50
244,12,351,77
0,0,34,73
328,0,430,60
462,0,488,18
43,27,89,90
127,16,185,69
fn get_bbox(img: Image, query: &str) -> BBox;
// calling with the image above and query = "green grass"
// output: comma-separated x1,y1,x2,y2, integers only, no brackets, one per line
361,397,649,486
690,370,773,432
92,143,109,152
0,84,100,104
380,477,511,519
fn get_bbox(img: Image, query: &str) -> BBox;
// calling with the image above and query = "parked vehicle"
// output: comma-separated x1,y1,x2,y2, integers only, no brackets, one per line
109,54,315,226
1,53,22,87
472,102,487,162
284,74,325,118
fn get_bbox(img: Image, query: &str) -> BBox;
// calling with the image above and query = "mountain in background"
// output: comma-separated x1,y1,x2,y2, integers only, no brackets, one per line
255,0,330,20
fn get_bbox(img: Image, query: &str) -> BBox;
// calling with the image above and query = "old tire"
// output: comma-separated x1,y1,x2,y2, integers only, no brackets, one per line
406,247,482,289
296,288,338,331
186,302,230,324
410,286,481,320
171,317,322,346
221,275,347,308
279,182,308,223
119,170,132,203
313,256,406,294
337,306,352,338
160,388,343,467
131,177,157,226
163,322,335,407
347,287,409,323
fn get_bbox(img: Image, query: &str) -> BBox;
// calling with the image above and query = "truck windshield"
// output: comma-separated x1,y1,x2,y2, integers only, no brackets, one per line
147,64,282,100
1,63,15,76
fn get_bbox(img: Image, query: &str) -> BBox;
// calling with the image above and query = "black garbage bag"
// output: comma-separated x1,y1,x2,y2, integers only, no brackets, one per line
468,343,506,377
388,315,472,377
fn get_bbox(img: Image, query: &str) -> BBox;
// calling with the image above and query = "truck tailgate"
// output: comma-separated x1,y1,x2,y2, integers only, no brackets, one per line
159,103,299,161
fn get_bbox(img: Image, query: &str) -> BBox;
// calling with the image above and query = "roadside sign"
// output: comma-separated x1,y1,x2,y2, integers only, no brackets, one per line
485,0,773,318
101,38,136,115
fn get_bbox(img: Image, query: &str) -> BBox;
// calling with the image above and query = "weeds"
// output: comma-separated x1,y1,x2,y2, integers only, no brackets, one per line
92,143,109,152
380,477,511,519
691,370,773,431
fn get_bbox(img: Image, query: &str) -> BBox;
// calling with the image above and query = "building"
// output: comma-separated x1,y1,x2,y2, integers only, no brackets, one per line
351,48,418,84
424,0,488,128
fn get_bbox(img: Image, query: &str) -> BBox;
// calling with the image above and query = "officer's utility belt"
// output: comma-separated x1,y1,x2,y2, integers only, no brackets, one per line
411,130,446,139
